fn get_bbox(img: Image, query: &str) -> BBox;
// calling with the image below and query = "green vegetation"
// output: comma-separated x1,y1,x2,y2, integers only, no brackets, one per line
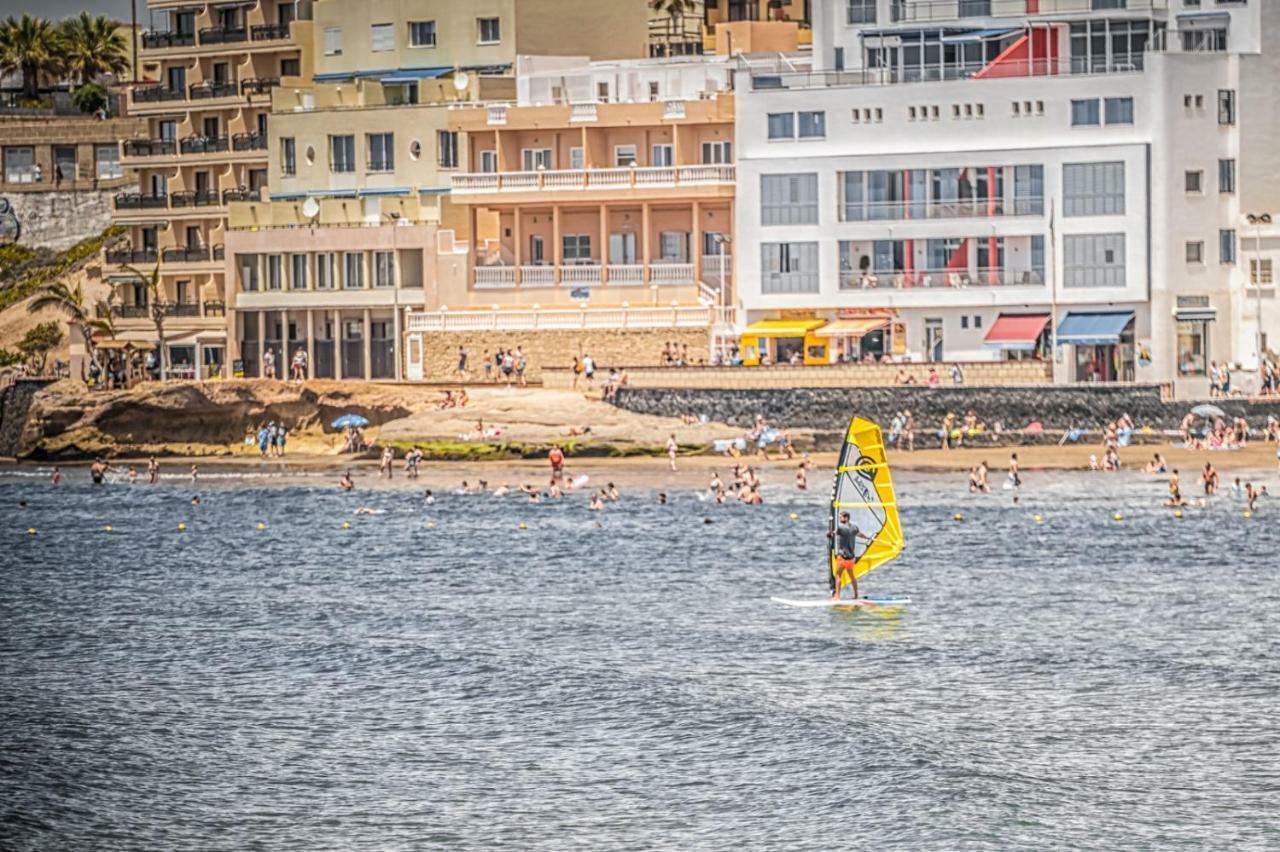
15,321,62,373
0,225,122,313
0,12,129,106
0,348,21,368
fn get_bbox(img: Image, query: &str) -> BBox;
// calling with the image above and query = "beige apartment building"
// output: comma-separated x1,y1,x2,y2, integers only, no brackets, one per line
106,0,311,378
222,0,651,381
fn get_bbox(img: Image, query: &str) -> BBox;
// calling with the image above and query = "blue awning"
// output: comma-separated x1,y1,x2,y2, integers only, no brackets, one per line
940,28,1019,43
357,187,411,197
418,186,451,196
1055,311,1135,346
381,67,453,83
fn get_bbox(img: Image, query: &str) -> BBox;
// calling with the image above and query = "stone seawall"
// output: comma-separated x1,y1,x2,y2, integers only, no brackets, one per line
611,385,1280,432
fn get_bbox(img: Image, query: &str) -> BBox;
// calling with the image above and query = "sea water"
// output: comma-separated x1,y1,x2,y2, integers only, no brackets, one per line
1,469,1277,850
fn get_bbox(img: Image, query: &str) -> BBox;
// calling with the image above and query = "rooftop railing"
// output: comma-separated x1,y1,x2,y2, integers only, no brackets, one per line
452,164,735,194
750,58,1141,91
886,0,1168,25
838,266,1044,290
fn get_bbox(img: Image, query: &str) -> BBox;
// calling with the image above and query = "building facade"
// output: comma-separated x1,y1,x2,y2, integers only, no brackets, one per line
737,0,1276,395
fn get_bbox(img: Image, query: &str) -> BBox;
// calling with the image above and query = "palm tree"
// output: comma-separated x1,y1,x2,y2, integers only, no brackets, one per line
27,279,100,369
651,0,698,29
59,13,129,87
123,262,170,380
0,15,64,101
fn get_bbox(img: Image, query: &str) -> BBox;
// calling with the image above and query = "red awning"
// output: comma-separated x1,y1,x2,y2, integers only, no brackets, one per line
984,313,1050,350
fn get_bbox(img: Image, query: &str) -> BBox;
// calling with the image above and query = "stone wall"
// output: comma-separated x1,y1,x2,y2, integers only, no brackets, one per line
5,190,117,251
419,328,711,381
611,385,1280,432
543,360,1051,390
0,378,57,458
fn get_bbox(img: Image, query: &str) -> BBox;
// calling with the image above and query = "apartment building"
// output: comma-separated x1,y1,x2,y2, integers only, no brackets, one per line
402,54,739,378
736,0,1276,395
222,0,651,381
106,0,311,379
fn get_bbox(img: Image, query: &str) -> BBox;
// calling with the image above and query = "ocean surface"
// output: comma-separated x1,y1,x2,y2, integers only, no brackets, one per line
1,466,1277,851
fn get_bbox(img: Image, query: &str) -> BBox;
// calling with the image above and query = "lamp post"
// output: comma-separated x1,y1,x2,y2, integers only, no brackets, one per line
1245,212,1271,373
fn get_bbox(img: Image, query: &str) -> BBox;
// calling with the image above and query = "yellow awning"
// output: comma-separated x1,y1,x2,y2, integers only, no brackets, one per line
129,341,156,350
94,340,129,350
742,319,827,337
814,318,890,337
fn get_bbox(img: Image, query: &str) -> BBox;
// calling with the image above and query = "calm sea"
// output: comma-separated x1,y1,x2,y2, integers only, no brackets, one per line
1,468,1277,850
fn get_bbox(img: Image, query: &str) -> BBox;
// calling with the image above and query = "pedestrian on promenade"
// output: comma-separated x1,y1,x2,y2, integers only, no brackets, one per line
667,433,678,471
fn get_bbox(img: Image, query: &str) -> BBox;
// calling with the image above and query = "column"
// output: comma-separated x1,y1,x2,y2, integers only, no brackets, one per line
552,204,562,284
902,172,914,286
987,166,999,286
514,207,523,284
468,204,478,289
226,308,240,374
393,306,402,381
641,202,652,295
305,310,315,381
692,200,702,288
281,309,291,378
256,311,265,376
332,309,343,380
599,204,609,283
362,308,372,381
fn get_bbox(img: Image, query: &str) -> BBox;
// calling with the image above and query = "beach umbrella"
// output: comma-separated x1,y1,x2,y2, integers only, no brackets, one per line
331,414,370,429
1189,404,1226,420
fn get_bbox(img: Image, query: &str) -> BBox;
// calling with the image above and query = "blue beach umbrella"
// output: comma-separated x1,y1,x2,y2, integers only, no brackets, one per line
331,414,370,429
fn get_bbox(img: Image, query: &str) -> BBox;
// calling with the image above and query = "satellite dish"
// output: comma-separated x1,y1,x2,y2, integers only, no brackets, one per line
453,72,470,92
301,197,320,219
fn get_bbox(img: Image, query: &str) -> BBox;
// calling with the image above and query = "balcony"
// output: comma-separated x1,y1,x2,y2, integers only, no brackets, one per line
106,248,158,264
180,135,230,155
199,27,248,46
114,192,168,210
166,302,203,318
750,58,1139,91
240,77,280,96
408,305,714,333
204,300,226,317
888,0,1168,25
842,197,1045,223
231,132,267,152
222,188,261,203
189,81,239,100
474,262,699,289
251,23,291,41
124,139,177,157
162,246,211,263
170,191,221,208
132,86,185,104
451,164,735,196
142,30,195,50
838,267,1044,291
110,304,152,319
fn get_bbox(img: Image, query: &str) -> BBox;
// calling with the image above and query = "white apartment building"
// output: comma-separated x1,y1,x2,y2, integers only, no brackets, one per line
737,0,1279,396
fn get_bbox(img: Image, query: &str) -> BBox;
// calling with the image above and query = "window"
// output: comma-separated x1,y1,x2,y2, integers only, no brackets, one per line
1186,241,1204,263
478,17,500,44
344,252,364,288
370,23,394,52
1063,162,1125,216
1182,28,1227,52
521,148,551,170
798,111,826,138
1092,0,1128,9
266,255,283,290
323,27,342,55
648,81,660,100
374,251,395,287
1250,258,1274,286
437,131,458,168
1014,164,1045,215
568,147,584,170
1064,234,1126,287
329,135,355,173
1068,19,1159,74
1177,321,1209,377
1218,158,1236,193
651,143,673,167
409,20,436,47
959,0,992,15
761,242,819,294
701,141,732,164
1218,89,1235,125
280,137,296,176
1219,229,1236,264
368,133,394,172
660,232,690,262
281,57,300,77
95,144,122,180
760,174,819,226
479,150,498,173
1071,98,1100,126
290,254,307,289
847,0,876,24
767,112,795,140
315,253,335,289
614,145,637,167
3,146,35,183
562,234,592,262
1104,97,1134,125
1185,170,1203,193
239,255,259,291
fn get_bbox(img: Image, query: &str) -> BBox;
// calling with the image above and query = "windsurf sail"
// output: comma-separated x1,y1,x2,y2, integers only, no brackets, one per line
830,417,904,591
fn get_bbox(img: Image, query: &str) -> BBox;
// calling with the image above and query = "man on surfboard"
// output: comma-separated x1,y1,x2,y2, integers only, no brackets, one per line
829,510,873,600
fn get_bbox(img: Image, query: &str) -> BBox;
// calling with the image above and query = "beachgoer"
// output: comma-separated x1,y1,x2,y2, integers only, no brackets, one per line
128,466,138,484
190,464,198,483
456,346,468,380
589,492,604,512
796,465,807,490
549,445,565,479
424,489,434,505
147,456,159,484
340,471,353,491
658,492,667,505
606,483,620,502
1202,461,1219,496
828,510,872,600
51,466,62,485
666,433,678,471
380,446,394,478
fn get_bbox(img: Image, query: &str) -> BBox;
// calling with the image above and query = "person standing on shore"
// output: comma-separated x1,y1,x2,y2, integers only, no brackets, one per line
548,445,565,481
456,346,468,380
666,433,678,471
263,348,276,380
380,446,394,478
51,466,62,485
147,456,159,484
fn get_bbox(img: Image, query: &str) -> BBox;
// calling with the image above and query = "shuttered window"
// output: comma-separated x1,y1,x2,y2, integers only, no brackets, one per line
1064,234,1126,287
370,23,394,52
761,242,820,293
1063,161,1125,216
760,174,818,225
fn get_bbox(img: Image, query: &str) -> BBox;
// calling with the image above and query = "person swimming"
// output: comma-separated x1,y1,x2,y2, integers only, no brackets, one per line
589,492,604,512
340,471,354,491
424,490,434,505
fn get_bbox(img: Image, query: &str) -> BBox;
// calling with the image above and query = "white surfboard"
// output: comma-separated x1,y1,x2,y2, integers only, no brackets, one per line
771,596,911,609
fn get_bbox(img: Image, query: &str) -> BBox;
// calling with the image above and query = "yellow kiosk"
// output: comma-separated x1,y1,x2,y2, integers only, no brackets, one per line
739,319,828,366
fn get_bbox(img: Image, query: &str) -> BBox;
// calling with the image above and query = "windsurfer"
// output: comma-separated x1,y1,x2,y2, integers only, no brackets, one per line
828,510,873,600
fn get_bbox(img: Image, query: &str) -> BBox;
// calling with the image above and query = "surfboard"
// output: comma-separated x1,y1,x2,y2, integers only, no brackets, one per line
771,596,911,609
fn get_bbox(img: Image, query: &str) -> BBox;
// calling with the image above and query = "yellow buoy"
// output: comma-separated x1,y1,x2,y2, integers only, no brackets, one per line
341,521,351,529
425,522,435,529
789,512,798,521
1113,512,1123,522
518,522,527,529
1173,510,1184,519
1033,514,1043,524
1243,511,1253,519
256,522,266,530
954,513,963,522
177,523,187,531
26,528,36,535
103,525,113,533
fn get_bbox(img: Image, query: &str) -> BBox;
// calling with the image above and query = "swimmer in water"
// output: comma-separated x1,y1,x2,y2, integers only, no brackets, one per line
147,456,159,484
190,496,200,506
89,459,110,485
424,490,434,505
658,492,667,505
1164,469,1185,507
128,466,138,485
548,479,563,499
340,471,354,491
190,464,199,484
355,506,380,515
528,490,541,504
1244,482,1259,513
796,465,807,490
50,466,61,485
494,483,510,497
589,492,604,511
1201,461,1219,496
606,483,620,502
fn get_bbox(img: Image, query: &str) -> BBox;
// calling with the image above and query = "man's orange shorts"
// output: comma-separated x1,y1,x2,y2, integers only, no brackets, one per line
835,556,856,574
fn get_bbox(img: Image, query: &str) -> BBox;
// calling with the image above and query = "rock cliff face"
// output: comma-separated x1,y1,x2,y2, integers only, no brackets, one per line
17,380,415,458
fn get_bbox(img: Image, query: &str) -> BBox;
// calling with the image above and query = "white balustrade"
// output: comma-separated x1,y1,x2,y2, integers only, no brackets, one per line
677,164,735,184
663,100,687,119
561,265,603,285
569,103,598,122
701,254,733,280
634,167,676,186
585,168,631,188
649,263,695,286
519,265,556,287
486,104,508,125
474,266,516,288
407,305,714,333
541,170,585,189
606,264,644,286
451,163,735,194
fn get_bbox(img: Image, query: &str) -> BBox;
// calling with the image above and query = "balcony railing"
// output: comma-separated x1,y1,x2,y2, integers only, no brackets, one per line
114,192,168,210
750,58,1140,91
180,135,230,155
111,305,152,319
606,264,644,286
838,267,1044,290
170,191,221,208
241,77,280,96
222,188,261,203
123,139,176,157
132,86,185,104
842,197,1046,222
452,164,735,194
199,27,248,45
251,23,292,41
162,246,212,263
204,300,226,317
189,81,239,100
519,265,556,288
142,30,196,49
166,302,202,318
650,263,695,286
475,263,709,289
888,0,1168,24
701,254,732,281
232,132,267,152
106,248,157,264
409,305,713,333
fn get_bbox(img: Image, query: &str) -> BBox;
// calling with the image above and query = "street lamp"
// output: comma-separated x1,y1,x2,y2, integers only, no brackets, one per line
1245,212,1271,373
